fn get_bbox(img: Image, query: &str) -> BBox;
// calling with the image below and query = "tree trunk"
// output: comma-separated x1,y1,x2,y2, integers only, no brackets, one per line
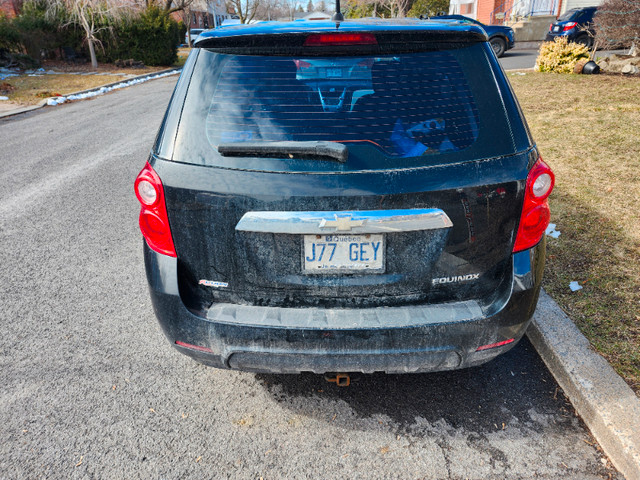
88,37,98,70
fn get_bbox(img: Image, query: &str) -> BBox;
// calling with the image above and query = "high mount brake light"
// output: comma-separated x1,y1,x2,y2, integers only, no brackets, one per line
304,33,377,46
513,158,555,253
134,162,177,257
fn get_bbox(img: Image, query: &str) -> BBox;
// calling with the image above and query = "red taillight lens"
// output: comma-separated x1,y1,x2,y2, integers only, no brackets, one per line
304,33,377,46
175,341,213,353
476,338,515,351
134,162,177,257
563,21,577,31
549,23,553,31
513,158,555,253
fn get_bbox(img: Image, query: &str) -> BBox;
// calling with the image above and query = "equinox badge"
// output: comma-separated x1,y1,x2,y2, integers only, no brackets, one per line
432,274,480,286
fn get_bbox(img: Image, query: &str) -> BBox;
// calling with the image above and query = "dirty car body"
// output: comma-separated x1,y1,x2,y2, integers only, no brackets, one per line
135,19,554,374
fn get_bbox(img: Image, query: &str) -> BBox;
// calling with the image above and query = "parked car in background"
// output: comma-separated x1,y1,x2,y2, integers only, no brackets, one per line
185,28,204,45
545,7,597,46
430,14,515,57
135,19,554,376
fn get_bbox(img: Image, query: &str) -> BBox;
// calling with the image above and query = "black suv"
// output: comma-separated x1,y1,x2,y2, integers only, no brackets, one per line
546,7,598,46
135,19,554,375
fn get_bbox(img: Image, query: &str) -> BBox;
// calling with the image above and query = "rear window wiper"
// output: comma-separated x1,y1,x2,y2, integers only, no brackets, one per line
217,141,348,163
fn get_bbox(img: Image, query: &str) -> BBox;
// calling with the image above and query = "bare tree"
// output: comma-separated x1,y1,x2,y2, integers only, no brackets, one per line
49,0,129,70
381,0,408,17
253,0,288,20
144,0,196,13
172,0,196,46
172,0,196,14
278,0,297,19
348,0,407,17
226,0,261,22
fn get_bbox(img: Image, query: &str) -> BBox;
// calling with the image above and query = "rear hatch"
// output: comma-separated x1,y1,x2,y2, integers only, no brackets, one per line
155,22,533,311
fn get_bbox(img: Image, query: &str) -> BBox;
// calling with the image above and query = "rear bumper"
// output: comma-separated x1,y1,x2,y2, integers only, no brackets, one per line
144,241,545,374
545,31,580,42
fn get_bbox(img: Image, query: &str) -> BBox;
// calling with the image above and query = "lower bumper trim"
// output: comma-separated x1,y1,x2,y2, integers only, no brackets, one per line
228,348,462,374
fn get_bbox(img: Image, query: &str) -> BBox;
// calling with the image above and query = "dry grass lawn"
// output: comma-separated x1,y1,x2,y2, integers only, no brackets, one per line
1,55,187,105
3,74,128,104
509,72,640,394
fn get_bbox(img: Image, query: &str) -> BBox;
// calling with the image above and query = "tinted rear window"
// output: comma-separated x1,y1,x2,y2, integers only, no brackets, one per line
558,9,580,21
170,44,526,172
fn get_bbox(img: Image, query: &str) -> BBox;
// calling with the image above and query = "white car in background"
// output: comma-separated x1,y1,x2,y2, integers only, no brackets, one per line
185,29,204,45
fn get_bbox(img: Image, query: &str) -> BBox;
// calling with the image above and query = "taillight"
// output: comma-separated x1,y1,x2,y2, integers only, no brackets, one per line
563,21,577,31
304,33,377,46
513,158,555,253
134,162,176,257
549,23,553,31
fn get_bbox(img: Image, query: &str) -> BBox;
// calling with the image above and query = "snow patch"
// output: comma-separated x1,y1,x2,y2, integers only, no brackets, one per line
45,69,180,107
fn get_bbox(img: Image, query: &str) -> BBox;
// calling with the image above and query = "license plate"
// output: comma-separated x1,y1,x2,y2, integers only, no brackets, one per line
553,26,560,32
303,234,384,273
326,68,343,78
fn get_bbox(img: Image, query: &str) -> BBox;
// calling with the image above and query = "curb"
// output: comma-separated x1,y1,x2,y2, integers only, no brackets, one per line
0,67,180,120
527,290,640,480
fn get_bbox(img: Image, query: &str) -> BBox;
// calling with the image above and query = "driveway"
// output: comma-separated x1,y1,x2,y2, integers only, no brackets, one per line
0,77,621,479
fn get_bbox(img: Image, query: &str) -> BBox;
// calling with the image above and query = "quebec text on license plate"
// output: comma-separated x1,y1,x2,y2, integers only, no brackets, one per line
303,234,385,273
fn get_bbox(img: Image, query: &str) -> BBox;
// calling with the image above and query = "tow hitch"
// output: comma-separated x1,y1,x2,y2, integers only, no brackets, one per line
324,373,351,387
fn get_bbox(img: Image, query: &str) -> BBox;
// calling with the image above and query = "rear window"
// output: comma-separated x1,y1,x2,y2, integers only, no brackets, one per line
558,9,580,21
171,44,526,172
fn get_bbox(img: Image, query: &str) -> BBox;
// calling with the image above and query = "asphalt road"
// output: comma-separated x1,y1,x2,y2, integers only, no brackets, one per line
0,77,622,479
499,49,540,70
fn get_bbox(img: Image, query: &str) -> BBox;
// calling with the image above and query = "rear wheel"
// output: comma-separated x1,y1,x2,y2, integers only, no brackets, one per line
575,34,591,47
490,37,507,57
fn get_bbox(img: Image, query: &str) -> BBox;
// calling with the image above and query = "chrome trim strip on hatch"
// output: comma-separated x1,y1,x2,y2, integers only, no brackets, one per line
235,209,453,234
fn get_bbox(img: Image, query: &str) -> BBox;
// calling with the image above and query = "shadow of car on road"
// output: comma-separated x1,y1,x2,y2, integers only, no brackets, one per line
254,337,579,436
256,338,574,433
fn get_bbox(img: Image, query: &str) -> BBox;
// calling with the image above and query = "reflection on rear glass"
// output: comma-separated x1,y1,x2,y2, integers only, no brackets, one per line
205,52,480,157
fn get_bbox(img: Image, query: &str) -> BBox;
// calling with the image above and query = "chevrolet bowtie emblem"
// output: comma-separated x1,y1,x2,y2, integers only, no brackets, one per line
319,214,365,232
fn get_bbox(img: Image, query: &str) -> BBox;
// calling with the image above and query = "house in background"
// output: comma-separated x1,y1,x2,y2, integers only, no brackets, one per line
178,0,231,30
449,0,601,40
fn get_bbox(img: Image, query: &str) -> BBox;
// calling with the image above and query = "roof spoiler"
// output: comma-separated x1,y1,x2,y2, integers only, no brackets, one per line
194,29,487,55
